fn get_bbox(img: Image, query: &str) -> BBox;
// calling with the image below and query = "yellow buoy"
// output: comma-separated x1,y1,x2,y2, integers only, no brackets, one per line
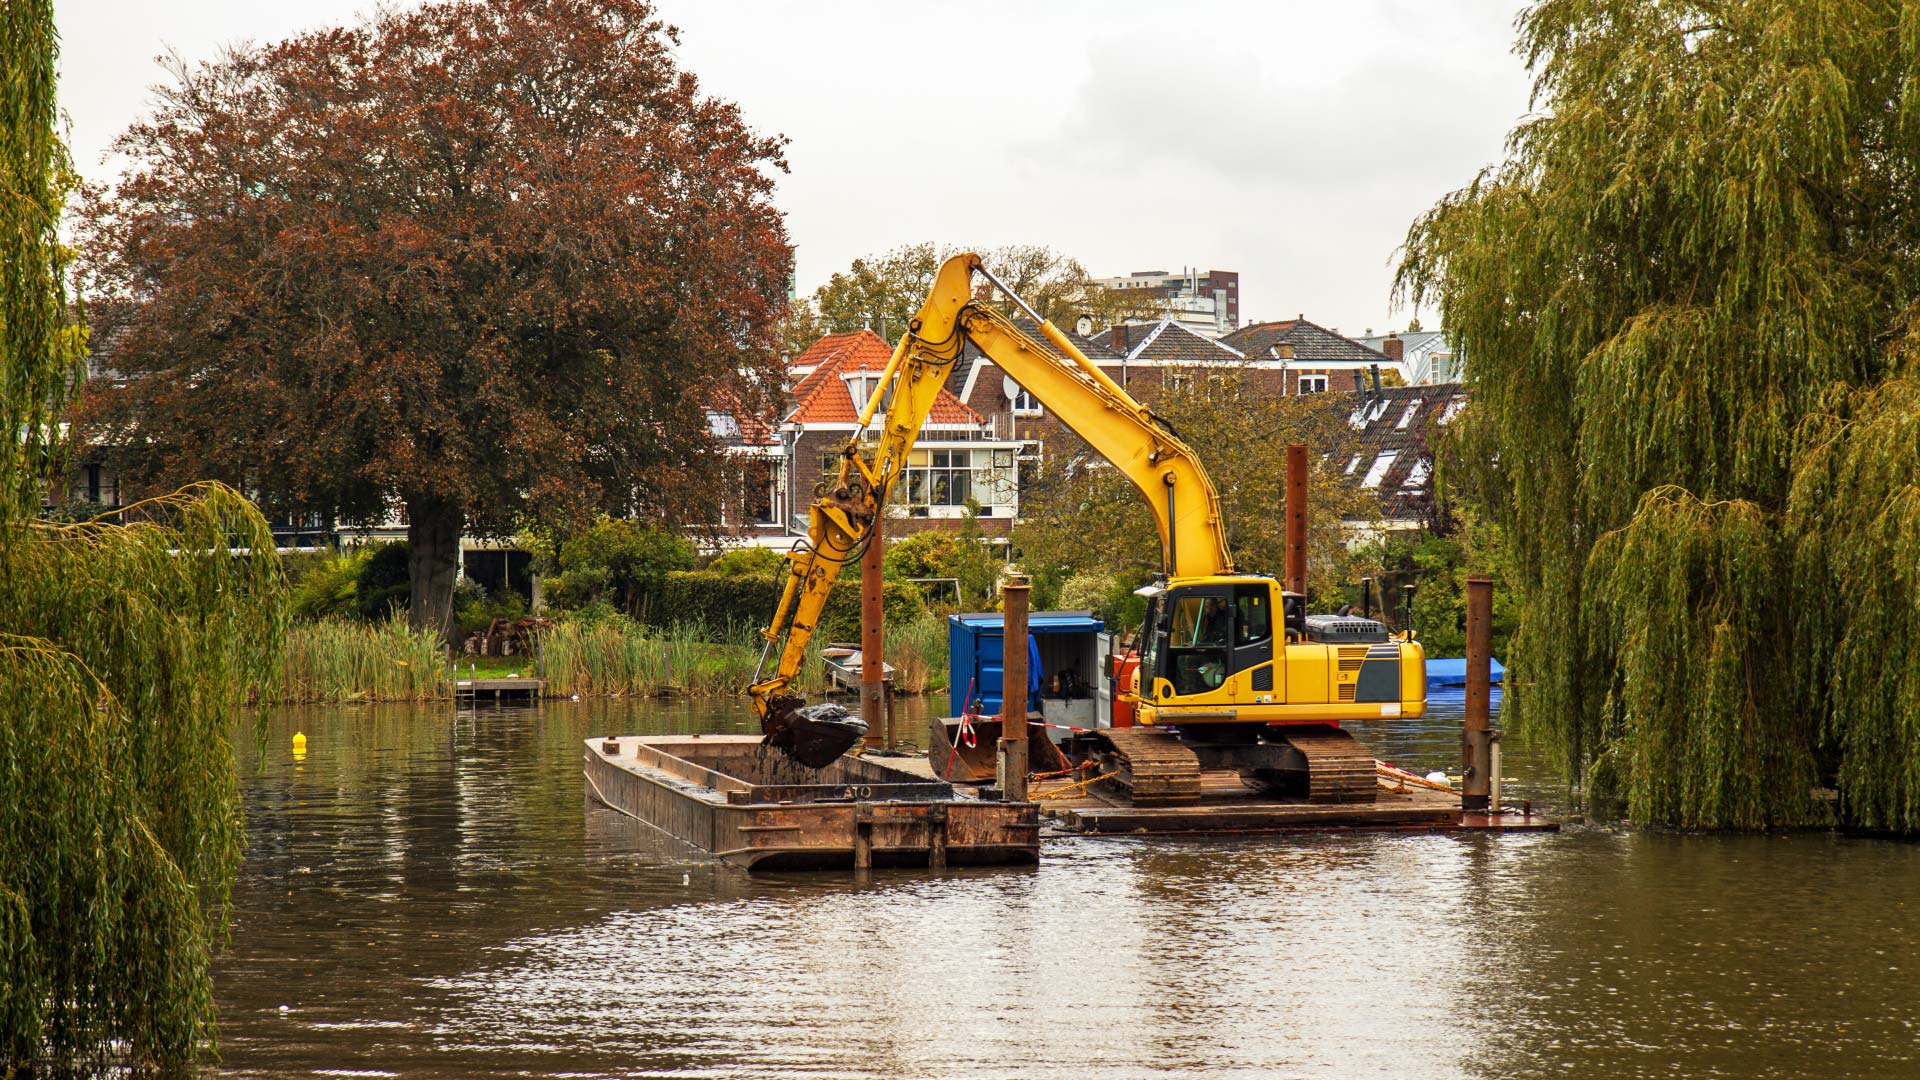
292,731,308,756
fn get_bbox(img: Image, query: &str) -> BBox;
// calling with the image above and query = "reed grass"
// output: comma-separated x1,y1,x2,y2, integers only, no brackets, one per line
887,614,949,694
535,619,827,698
281,615,451,702
283,613,910,702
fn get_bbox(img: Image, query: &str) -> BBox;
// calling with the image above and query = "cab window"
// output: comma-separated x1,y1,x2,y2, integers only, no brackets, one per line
1165,593,1230,694
1235,587,1271,644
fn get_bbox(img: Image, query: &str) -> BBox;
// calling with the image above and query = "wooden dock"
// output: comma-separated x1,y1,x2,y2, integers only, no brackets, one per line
455,677,543,703
889,752,1557,836
584,734,1040,871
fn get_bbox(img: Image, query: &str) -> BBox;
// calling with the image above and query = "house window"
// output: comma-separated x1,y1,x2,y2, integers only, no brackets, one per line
894,448,1016,517
1298,374,1328,394
1009,385,1042,416
1362,451,1399,489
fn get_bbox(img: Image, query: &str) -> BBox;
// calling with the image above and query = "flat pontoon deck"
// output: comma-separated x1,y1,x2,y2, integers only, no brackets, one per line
584,734,1040,871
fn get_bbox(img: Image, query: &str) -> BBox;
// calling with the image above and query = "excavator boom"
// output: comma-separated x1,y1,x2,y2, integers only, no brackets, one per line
749,254,1233,747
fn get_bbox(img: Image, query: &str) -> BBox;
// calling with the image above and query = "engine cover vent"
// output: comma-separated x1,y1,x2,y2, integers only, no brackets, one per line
1305,614,1390,644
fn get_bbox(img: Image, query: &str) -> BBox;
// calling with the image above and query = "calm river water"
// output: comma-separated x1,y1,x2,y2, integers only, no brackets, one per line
217,691,1920,1079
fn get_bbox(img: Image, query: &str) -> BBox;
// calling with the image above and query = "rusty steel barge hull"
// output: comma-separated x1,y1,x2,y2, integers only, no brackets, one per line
584,734,1039,871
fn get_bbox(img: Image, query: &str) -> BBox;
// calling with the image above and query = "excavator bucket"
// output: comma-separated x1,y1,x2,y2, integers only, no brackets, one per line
927,714,1068,782
761,695,867,769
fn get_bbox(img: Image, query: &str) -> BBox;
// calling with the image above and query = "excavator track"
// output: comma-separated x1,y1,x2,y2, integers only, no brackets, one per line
1277,726,1377,804
1094,728,1202,806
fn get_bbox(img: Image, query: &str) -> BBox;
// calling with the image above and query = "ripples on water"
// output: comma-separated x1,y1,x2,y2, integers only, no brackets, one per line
217,693,1920,1079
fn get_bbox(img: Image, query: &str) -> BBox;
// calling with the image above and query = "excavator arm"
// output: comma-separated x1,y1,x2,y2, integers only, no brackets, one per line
750,253,1232,746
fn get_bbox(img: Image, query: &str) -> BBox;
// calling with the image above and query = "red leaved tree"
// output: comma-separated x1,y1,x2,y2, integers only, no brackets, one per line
77,0,790,635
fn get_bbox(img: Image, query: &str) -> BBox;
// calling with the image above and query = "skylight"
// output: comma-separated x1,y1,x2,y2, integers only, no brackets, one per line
1362,451,1398,488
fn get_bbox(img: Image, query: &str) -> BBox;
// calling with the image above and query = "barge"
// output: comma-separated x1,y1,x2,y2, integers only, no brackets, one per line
584,734,1039,871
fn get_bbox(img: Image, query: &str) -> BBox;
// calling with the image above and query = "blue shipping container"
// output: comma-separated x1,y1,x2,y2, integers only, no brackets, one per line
948,611,1105,717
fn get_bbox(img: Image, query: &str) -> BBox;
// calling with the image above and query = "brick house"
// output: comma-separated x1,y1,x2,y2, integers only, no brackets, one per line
1222,317,1401,397
778,329,1025,538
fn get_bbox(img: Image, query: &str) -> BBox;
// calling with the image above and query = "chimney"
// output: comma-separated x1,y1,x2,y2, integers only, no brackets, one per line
1370,363,1383,397
1109,324,1130,354
1383,332,1405,364
1352,371,1368,398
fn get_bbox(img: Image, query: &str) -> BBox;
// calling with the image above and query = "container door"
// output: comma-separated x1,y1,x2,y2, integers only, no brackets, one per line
1095,631,1114,727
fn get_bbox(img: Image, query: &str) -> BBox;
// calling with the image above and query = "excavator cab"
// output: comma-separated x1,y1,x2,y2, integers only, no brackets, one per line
1136,581,1281,703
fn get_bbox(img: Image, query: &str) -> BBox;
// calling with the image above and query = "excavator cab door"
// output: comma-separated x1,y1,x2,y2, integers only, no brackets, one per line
1230,584,1276,693
1160,586,1235,697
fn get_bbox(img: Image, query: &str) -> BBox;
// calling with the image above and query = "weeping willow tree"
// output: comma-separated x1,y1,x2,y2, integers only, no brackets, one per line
1399,0,1920,829
2,2,287,1070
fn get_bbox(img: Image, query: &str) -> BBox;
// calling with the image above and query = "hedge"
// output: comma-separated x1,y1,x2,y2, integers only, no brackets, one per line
647,569,926,641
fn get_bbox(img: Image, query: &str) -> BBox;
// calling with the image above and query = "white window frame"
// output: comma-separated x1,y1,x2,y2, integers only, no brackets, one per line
1298,373,1328,394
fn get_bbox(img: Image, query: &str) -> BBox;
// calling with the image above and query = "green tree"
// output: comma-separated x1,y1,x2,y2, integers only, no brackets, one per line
813,243,1103,338
78,0,791,639
1,3,287,1067
881,508,1002,608
1398,0,1920,828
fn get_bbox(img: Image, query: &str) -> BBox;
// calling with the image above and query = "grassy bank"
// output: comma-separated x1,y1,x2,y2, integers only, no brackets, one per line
281,613,950,702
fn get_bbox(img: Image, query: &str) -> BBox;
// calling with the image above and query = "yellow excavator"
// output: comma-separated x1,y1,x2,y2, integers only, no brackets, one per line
750,253,1425,804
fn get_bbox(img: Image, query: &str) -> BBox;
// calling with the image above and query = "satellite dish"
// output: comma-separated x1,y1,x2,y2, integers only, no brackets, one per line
1002,374,1024,401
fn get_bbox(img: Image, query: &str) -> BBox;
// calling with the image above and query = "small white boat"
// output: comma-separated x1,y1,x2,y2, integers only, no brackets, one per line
821,646,894,692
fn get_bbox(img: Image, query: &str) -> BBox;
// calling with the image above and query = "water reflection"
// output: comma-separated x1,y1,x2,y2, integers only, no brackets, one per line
217,693,1920,1079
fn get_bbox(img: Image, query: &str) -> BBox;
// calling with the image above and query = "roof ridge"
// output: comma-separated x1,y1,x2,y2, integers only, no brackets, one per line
1129,320,1172,360
1159,319,1245,358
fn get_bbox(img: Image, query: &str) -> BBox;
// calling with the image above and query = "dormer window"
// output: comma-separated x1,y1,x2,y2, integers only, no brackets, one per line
844,373,893,414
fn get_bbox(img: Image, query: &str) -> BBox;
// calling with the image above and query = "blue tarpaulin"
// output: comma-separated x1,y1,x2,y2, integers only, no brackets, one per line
1426,657,1504,686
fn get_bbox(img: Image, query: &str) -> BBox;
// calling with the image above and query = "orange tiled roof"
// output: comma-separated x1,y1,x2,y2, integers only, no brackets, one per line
788,329,895,372
785,331,983,427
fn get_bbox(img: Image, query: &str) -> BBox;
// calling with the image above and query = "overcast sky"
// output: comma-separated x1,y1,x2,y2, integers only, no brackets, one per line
55,0,1536,334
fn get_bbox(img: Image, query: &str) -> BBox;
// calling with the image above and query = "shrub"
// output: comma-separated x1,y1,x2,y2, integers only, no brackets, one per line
542,516,694,615
819,570,929,641
355,541,411,619
707,545,783,576
454,580,529,635
640,566,929,644
881,512,1002,608
289,548,367,621
649,571,783,634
